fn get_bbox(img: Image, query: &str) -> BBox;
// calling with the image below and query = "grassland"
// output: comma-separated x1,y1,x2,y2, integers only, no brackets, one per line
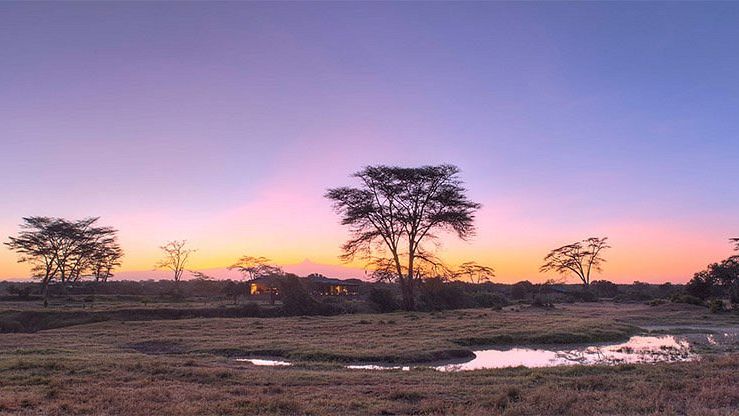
0,302,737,415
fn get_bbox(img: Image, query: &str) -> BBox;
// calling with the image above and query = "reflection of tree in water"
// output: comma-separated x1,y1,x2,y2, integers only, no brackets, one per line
555,339,693,365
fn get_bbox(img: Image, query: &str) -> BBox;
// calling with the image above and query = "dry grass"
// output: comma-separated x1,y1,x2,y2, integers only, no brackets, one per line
0,302,737,415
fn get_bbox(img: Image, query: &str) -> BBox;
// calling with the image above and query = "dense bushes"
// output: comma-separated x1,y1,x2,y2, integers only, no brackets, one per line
417,279,509,311
418,278,468,311
470,291,508,309
368,287,399,312
686,257,738,304
510,281,534,300
276,276,339,316
670,293,704,306
590,280,619,298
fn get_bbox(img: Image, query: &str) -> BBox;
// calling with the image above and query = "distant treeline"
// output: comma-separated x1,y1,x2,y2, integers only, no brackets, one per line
0,278,686,305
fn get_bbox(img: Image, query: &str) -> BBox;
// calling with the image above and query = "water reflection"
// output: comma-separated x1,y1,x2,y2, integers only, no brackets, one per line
236,358,291,366
436,335,695,372
235,336,698,371
343,336,696,372
347,364,412,371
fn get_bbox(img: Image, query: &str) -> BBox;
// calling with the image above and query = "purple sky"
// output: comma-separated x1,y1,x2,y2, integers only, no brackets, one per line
1,2,738,282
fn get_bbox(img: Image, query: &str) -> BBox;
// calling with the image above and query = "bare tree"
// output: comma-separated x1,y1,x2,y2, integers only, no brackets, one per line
228,255,283,280
327,165,481,310
540,237,610,287
155,240,195,283
454,261,495,284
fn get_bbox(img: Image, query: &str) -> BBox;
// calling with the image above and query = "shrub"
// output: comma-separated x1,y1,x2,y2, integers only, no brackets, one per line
708,299,724,313
570,289,597,302
670,293,704,306
590,280,619,298
276,276,337,316
368,287,399,313
510,281,534,300
531,295,553,308
418,278,470,311
5,284,34,300
471,292,508,309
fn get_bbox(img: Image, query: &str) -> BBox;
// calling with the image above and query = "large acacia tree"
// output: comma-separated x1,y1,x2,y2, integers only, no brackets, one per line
326,165,481,310
540,237,610,287
5,216,123,306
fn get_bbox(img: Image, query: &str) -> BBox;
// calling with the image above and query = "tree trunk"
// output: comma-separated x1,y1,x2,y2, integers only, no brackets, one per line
398,278,414,311
404,246,416,311
42,282,49,308
406,279,415,310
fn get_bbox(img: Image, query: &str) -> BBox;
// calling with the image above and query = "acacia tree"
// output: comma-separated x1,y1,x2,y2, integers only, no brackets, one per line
732,238,739,251
454,261,495,284
90,239,124,282
327,165,481,310
228,255,283,280
5,216,122,306
540,237,610,287
155,240,195,283
63,219,121,283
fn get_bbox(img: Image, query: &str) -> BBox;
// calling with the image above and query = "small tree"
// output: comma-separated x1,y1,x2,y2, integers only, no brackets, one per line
327,165,480,310
155,240,194,283
731,238,738,251
540,237,610,287
453,261,495,284
228,255,283,280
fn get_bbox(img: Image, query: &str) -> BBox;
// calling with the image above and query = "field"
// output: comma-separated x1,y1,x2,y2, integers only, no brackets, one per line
0,302,737,415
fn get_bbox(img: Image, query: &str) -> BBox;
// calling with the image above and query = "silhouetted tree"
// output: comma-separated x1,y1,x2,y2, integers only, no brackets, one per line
540,237,610,287
189,270,215,281
155,240,194,283
731,238,739,251
228,255,283,280
687,257,739,303
89,231,123,282
327,165,481,310
453,261,495,284
5,216,122,306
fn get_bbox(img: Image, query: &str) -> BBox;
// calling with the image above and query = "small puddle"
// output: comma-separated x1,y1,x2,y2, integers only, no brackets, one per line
235,335,700,371
347,364,412,371
236,358,291,366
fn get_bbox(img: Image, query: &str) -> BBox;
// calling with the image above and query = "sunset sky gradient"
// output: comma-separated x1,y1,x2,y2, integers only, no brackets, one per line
1,2,737,283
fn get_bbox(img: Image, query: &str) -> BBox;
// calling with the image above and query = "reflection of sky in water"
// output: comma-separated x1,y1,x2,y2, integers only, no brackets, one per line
236,336,703,372
236,358,291,366
438,335,695,371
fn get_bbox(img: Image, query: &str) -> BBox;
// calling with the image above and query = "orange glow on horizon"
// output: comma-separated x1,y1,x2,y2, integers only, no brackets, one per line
0,189,733,284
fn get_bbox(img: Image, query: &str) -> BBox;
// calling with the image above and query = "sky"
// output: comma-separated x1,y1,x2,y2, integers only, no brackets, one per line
1,2,737,283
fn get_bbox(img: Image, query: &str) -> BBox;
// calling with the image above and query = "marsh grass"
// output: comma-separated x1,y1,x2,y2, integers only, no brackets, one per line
0,302,737,415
